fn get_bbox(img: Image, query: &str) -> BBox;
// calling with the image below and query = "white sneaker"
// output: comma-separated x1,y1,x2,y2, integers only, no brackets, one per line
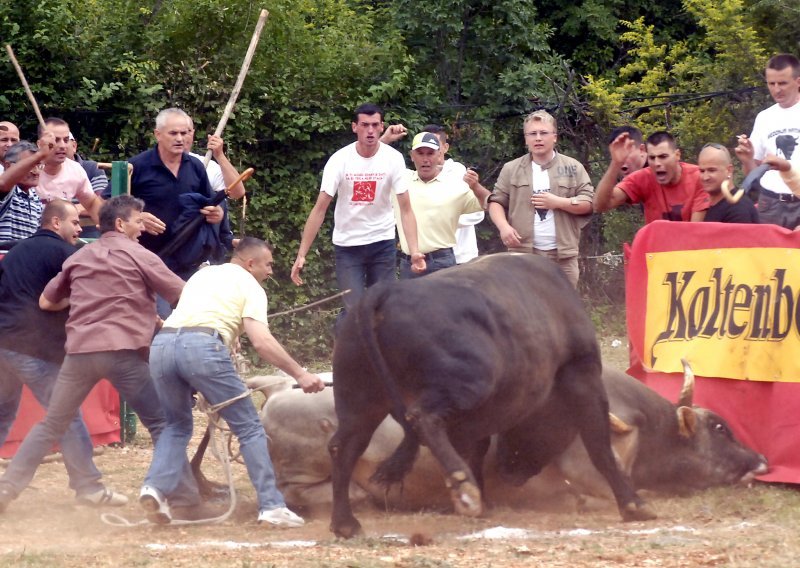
258,506,305,528
139,485,171,524
76,487,129,507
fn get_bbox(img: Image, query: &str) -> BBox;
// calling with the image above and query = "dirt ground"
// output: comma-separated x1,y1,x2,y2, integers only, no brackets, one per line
1,336,797,567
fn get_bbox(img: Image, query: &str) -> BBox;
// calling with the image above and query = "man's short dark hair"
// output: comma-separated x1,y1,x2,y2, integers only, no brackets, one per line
38,117,69,137
4,141,38,164
352,103,384,123
99,195,144,234
422,124,448,144
645,131,677,150
608,126,643,146
234,236,273,257
767,54,800,77
40,199,74,229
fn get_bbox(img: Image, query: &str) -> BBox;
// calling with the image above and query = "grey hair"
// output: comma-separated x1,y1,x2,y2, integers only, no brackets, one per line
155,108,191,130
4,141,39,163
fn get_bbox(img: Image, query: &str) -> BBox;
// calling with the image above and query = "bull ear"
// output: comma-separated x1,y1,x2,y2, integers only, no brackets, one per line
677,406,697,438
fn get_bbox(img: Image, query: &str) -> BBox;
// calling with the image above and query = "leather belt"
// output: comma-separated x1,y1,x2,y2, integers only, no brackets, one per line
760,188,800,203
399,248,455,261
160,326,221,340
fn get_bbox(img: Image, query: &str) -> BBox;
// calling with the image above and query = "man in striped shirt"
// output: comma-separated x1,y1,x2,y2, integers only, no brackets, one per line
0,136,54,242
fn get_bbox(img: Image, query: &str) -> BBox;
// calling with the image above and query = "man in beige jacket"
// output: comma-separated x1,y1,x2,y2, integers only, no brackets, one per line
488,110,594,287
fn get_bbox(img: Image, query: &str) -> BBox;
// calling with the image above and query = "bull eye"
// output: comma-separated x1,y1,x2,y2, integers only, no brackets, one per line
714,423,729,435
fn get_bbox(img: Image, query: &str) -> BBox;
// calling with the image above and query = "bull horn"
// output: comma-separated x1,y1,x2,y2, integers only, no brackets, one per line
609,412,633,433
677,358,695,408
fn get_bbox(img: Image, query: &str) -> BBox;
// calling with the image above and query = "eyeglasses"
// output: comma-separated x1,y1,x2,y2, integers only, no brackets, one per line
524,131,554,138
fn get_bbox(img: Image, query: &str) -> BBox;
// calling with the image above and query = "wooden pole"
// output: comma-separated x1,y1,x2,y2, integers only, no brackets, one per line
5,44,46,128
203,9,269,167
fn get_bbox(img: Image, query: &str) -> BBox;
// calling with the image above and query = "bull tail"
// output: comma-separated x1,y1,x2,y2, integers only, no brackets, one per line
356,285,421,486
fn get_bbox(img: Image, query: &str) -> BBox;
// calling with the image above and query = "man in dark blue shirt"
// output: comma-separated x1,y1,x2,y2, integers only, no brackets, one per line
698,144,759,224
0,200,127,507
129,108,225,278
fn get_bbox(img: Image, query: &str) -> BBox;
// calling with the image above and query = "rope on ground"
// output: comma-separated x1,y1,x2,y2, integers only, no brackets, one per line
101,388,258,528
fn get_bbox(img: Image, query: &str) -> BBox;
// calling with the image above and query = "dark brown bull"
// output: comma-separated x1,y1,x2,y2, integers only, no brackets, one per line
524,362,769,498
328,253,655,538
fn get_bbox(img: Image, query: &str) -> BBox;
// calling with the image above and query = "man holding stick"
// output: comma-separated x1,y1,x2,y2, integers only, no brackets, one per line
36,118,104,226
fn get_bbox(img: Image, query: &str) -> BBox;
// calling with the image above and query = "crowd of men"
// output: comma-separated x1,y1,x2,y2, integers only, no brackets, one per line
0,52,798,527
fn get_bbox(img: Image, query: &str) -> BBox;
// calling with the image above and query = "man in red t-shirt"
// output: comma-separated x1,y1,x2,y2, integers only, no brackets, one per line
594,131,710,223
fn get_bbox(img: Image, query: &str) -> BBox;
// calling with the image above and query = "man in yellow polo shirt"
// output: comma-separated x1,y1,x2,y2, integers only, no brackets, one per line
394,132,491,278
140,237,325,527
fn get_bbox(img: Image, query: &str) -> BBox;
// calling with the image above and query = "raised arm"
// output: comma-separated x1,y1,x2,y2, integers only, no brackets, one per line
208,134,245,199
594,133,635,212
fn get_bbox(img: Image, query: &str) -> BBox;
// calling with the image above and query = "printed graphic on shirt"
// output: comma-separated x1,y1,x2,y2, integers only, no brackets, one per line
352,180,376,202
532,188,550,221
767,128,800,160
775,134,798,160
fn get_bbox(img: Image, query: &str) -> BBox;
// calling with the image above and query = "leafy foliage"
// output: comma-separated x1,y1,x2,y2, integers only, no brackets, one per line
0,0,792,360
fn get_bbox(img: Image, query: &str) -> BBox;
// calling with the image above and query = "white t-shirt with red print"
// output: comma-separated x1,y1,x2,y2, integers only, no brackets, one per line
320,142,407,246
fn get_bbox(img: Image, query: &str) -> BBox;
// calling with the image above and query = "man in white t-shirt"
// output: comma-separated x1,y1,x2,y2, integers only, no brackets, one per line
736,53,800,229
35,118,103,225
291,103,425,319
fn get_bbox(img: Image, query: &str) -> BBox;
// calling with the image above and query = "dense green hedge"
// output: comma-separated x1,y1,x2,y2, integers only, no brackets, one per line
1,0,796,361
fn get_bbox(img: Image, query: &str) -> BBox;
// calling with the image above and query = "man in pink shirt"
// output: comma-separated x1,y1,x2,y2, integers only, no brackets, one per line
36,118,103,226
0,195,186,514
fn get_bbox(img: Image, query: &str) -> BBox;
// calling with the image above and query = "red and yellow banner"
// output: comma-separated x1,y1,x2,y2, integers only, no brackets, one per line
644,248,800,382
626,221,800,483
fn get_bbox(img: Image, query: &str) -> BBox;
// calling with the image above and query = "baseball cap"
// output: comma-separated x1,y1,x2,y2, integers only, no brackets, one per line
411,132,441,151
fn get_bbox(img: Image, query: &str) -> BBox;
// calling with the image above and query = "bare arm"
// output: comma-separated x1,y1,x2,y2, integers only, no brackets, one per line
463,169,492,208
380,124,408,144
594,134,635,213
78,193,104,224
395,192,426,273
39,292,69,311
488,201,521,248
291,192,333,285
690,210,707,222
735,135,758,175
208,135,245,199
243,318,325,393
0,132,54,193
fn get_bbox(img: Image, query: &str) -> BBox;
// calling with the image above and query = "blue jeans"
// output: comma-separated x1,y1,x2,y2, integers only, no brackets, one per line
399,249,456,279
0,349,102,496
0,351,171,498
145,331,284,511
334,239,397,316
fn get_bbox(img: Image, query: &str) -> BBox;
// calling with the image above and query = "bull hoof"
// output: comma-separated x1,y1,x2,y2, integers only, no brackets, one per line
446,472,482,517
620,501,658,522
331,518,363,539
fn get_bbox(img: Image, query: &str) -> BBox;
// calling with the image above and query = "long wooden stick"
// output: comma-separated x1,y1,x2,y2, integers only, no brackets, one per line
5,44,45,128
203,9,269,167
